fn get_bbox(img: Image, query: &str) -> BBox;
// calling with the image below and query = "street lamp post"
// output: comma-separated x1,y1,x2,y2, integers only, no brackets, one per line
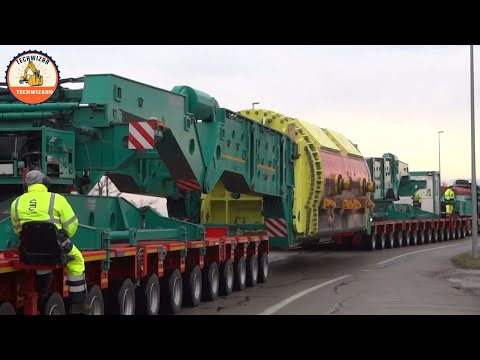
438,130,444,184
470,45,478,258
252,102,260,109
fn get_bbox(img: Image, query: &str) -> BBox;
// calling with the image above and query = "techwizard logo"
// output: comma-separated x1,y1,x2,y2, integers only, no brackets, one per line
6,50,59,104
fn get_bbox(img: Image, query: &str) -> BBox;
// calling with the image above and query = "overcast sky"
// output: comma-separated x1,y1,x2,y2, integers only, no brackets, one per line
1,45,477,183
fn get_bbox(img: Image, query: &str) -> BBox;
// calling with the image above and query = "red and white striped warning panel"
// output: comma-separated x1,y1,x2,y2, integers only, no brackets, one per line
266,218,288,237
176,179,202,192
128,122,155,150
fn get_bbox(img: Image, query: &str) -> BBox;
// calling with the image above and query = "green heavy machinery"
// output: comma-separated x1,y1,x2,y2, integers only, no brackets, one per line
0,74,296,251
365,154,435,221
0,74,297,315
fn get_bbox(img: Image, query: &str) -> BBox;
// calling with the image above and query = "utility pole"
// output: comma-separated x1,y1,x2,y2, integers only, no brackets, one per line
438,130,444,184
470,45,478,258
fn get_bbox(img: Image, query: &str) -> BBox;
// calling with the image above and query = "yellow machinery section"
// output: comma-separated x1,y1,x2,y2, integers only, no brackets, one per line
241,110,316,236
299,121,340,152
201,181,264,227
201,109,363,238
322,128,363,157
202,109,324,236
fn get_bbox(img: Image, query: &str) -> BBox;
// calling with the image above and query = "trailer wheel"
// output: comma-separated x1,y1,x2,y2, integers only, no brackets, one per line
108,278,135,315
438,228,444,241
258,253,269,283
161,270,183,314
394,231,403,247
410,230,417,246
0,302,16,315
387,232,394,249
432,229,438,243
202,262,219,301
136,274,160,315
86,284,104,315
220,259,234,295
461,226,467,238
444,228,451,241
183,266,202,307
367,235,376,251
455,227,461,239
43,292,65,315
403,231,410,246
417,230,424,245
376,233,385,250
247,255,258,287
234,256,247,291
425,229,432,244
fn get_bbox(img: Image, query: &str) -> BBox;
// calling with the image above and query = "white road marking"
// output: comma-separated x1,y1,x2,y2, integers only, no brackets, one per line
257,274,352,315
376,244,463,266
270,256,288,263
361,269,373,272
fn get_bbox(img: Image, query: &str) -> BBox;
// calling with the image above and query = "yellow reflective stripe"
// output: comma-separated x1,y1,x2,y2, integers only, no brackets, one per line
47,193,61,224
68,274,85,282
63,215,77,227
68,284,86,292
48,193,56,222
13,198,19,226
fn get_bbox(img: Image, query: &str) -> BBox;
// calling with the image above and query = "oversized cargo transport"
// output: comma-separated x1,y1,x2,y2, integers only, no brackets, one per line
0,76,472,315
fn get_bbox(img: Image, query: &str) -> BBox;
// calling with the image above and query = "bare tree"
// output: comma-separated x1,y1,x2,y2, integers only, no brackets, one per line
90,176,120,196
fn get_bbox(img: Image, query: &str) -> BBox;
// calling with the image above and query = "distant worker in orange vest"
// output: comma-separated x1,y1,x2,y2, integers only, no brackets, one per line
444,186,455,215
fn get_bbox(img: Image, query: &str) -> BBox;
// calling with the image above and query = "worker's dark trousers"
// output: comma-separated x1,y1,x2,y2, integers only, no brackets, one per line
35,269,87,304
413,201,421,208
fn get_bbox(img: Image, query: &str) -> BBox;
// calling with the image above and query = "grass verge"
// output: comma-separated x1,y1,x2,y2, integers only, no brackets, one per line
452,249,480,270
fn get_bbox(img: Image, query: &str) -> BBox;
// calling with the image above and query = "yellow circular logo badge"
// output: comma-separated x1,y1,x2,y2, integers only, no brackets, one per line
6,50,59,105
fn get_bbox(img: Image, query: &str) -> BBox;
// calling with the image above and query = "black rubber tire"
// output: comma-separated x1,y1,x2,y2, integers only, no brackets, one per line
418,230,425,245
376,233,385,250
387,232,394,248
202,262,219,301
0,302,16,315
461,226,467,238
367,235,376,251
220,259,234,295
43,292,65,315
445,228,451,241
246,255,258,287
410,230,417,245
438,228,444,241
234,256,247,291
160,269,183,314
183,266,202,308
108,278,135,315
136,273,160,315
395,231,403,247
403,230,410,246
455,227,461,239
425,229,432,243
258,253,269,283
86,284,104,315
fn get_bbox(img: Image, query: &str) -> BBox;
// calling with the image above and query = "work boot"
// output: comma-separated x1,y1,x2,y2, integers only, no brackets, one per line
70,302,94,315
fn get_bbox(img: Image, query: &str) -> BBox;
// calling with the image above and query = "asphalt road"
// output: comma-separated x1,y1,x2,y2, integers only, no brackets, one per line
180,237,480,315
